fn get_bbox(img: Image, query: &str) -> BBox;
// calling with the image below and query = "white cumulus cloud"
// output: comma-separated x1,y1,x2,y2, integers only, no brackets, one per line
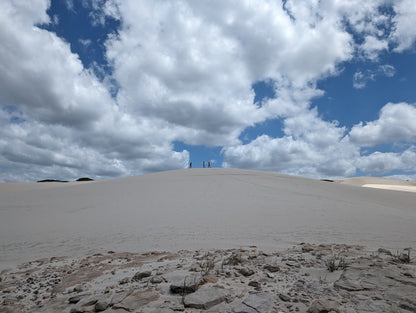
350,102,416,146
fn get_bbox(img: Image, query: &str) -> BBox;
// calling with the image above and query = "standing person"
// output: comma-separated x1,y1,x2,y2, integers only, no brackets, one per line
208,161,211,168
203,161,205,168
189,162,192,168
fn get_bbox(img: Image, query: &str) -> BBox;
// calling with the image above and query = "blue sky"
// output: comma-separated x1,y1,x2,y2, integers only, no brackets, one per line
1,0,416,181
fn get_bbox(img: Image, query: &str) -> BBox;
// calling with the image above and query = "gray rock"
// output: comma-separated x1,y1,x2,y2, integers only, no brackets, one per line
170,275,201,294
279,293,291,302
68,295,82,304
264,265,280,272
238,267,255,277
109,289,134,306
113,289,160,311
377,248,392,255
232,293,273,313
307,299,340,313
119,277,130,285
184,286,227,310
150,276,163,284
302,244,315,253
94,298,109,312
132,270,152,281
248,281,260,288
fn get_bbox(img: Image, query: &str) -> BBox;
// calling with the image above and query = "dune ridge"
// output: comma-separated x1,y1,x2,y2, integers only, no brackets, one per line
1,168,415,271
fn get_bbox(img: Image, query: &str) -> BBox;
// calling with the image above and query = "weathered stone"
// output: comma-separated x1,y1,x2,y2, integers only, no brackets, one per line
132,270,152,281
248,281,260,288
201,275,218,284
109,289,134,306
232,293,273,313
377,248,392,255
239,268,255,277
307,299,340,313
113,289,159,311
68,295,82,304
94,297,109,312
3,296,17,305
279,293,291,302
170,275,201,294
77,296,98,307
119,277,130,285
334,278,364,291
264,264,280,272
150,276,163,284
302,244,315,253
183,286,226,310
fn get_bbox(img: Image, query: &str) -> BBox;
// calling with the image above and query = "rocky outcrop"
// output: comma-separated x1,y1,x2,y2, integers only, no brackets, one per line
0,244,414,313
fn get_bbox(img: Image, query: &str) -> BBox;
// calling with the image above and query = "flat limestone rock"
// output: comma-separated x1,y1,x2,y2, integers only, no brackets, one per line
112,289,159,311
170,275,201,294
184,286,227,310
307,299,340,313
232,293,273,313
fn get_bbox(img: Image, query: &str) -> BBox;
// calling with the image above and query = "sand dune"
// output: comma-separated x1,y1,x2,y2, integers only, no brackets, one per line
337,176,416,192
1,169,415,270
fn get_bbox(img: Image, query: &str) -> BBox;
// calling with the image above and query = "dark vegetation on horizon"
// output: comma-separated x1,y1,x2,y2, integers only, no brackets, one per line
37,177,94,183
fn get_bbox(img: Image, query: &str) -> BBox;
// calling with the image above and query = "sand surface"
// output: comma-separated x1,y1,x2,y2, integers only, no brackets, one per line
337,176,416,192
1,169,415,271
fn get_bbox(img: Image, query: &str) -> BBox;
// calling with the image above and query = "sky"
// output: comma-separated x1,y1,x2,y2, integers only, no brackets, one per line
1,0,416,182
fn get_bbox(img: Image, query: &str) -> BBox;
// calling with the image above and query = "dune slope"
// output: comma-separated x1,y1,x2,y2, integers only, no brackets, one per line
1,169,415,269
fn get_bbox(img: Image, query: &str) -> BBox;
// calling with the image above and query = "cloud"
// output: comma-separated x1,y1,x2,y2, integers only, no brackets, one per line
223,108,359,178
352,64,396,89
0,0,188,181
356,148,416,175
392,0,416,52
1,0,416,181
79,38,92,47
360,35,388,60
350,102,416,146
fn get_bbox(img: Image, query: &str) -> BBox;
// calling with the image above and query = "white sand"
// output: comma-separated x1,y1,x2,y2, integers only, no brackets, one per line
362,184,416,193
1,169,415,270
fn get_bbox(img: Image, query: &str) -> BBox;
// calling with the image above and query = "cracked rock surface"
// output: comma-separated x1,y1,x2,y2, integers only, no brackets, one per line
1,244,415,313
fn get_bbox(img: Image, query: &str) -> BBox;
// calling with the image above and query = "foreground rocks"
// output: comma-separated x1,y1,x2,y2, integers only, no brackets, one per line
0,244,415,313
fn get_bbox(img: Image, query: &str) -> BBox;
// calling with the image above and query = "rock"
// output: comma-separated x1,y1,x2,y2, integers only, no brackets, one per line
94,298,109,311
201,275,218,284
68,295,82,304
377,248,392,255
307,299,340,313
239,267,255,277
113,289,160,311
132,270,152,281
264,265,280,273
119,277,130,285
183,286,227,310
302,244,315,253
110,289,134,306
334,278,364,292
232,293,273,313
3,297,17,306
170,275,201,294
77,296,98,307
248,281,260,288
279,293,291,302
150,276,163,284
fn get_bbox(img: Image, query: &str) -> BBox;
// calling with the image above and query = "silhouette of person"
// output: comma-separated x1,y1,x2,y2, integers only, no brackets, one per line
203,161,205,168
190,162,192,168
208,162,211,168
